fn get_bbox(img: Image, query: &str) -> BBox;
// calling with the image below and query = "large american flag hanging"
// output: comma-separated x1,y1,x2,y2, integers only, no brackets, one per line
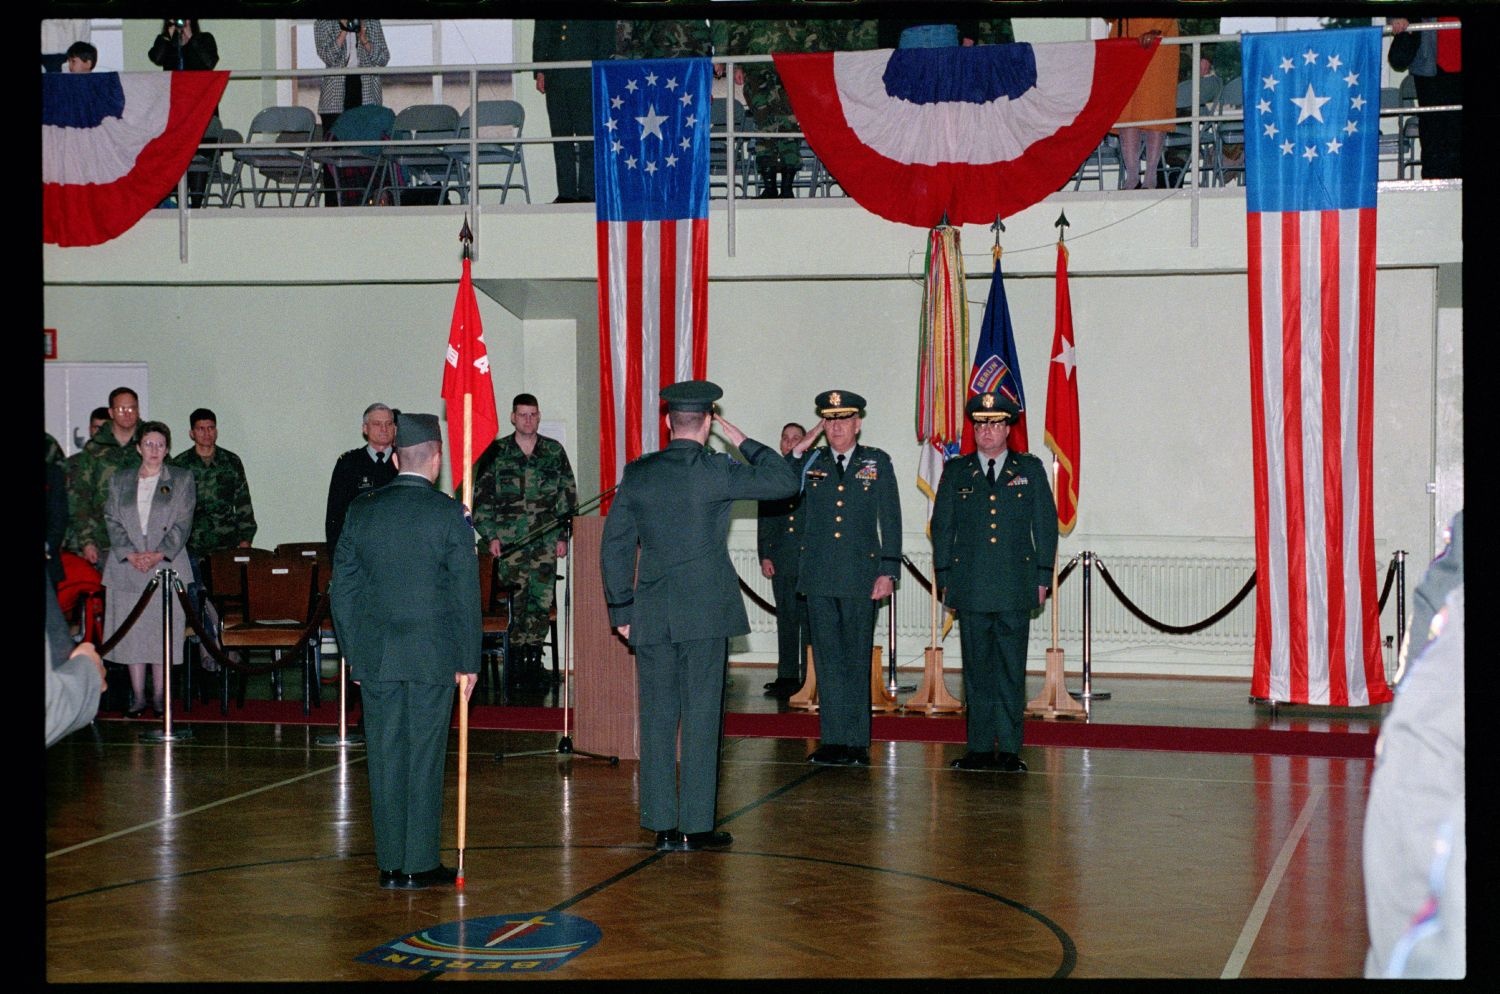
1243,27,1391,706
594,58,711,513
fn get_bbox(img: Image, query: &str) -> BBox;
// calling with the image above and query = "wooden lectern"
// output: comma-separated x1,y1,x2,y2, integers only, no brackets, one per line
569,516,640,759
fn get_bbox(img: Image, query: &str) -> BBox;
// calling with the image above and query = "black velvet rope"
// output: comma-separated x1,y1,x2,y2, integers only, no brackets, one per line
174,579,330,676
737,576,777,615
1375,555,1397,612
96,576,161,656
1093,557,1256,635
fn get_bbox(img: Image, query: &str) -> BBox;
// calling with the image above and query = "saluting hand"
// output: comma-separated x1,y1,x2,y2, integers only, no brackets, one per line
713,414,747,447
791,421,824,457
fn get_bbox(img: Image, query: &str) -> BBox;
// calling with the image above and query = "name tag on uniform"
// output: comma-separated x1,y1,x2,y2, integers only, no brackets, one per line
957,485,974,495
807,469,829,481
1007,476,1028,487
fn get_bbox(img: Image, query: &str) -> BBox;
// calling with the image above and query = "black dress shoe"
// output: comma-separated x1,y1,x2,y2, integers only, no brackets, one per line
996,752,1028,773
950,750,1000,772
379,869,404,889
846,747,871,766
399,864,458,889
683,830,733,850
763,678,800,698
807,744,847,765
125,706,148,719
655,830,689,852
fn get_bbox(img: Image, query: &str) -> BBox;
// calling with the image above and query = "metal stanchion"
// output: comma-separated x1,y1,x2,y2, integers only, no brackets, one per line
1394,549,1406,661
314,657,365,748
885,583,914,695
143,569,193,742
1069,550,1109,702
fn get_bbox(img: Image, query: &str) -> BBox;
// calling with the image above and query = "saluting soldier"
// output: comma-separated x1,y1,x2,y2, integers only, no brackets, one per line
758,421,809,698
931,393,1057,773
601,381,798,852
789,390,902,766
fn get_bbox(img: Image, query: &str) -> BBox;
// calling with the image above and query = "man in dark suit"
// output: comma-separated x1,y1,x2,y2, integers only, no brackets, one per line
533,19,618,202
931,393,1057,773
601,381,798,852
331,412,480,889
757,421,809,698
324,402,398,550
789,390,902,767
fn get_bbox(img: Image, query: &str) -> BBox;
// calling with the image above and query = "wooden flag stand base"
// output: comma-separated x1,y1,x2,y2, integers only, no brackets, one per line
901,646,964,714
1025,647,1087,720
788,647,818,710
870,647,897,712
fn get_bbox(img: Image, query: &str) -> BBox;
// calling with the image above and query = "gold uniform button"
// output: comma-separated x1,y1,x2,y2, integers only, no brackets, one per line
834,532,842,539
837,485,845,492
835,500,844,507
835,515,843,523
990,523,997,529
990,508,997,515
990,537,997,544
989,494,997,501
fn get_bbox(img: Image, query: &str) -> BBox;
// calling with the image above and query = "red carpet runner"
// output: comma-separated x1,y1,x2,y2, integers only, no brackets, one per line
101,701,1376,759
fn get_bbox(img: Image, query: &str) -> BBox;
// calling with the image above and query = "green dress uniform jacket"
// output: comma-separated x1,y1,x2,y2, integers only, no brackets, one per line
791,443,901,749
331,473,481,874
931,449,1058,755
931,450,1057,613
793,444,902,599
601,436,797,834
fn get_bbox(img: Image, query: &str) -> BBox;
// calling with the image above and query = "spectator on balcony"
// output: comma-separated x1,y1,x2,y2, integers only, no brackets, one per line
1387,17,1461,180
314,19,391,139
66,41,96,73
149,20,220,207
533,20,619,204
1108,17,1178,190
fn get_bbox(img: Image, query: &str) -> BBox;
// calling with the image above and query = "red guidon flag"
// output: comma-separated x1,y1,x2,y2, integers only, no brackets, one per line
442,255,500,499
1044,241,1079,536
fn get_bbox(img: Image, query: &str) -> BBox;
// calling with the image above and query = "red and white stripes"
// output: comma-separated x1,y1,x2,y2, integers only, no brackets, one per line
1246,207,1390,706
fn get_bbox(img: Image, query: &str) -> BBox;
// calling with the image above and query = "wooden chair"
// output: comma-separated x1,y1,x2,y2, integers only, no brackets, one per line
476,548,512,704
219,554,322,714
276,542,335,684
202,547,274,625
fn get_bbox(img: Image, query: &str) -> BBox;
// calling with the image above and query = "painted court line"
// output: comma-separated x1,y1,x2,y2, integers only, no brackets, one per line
46,757,363,860
1220,784,1326,978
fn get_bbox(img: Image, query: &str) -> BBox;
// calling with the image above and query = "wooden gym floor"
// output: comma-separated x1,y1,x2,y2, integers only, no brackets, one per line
44,666,1380,981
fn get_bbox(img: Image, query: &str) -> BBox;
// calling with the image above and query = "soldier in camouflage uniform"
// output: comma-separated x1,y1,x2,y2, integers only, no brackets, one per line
715,19,842,198
67,387,142,564
169,407,258,561
470,393,578,693
617,18,712,60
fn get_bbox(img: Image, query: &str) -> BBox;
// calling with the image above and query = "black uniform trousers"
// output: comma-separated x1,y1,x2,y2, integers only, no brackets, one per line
1413,73,1461,179
635,636,728,835
806,594,876,747
771,564,809,683
545,69,596,200
361,679,454,873
956,608,1031,754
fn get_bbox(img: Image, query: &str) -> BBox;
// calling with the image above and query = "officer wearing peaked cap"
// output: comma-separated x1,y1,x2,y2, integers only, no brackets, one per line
331,411,480,889
931,391,1057,773
601,380,798,852
788,389,902,767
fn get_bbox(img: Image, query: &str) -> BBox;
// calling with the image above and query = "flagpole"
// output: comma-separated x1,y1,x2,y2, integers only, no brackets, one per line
456,391,473,890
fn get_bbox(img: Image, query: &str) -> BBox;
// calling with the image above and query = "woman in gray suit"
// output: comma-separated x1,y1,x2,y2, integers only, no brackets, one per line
101,421,197,718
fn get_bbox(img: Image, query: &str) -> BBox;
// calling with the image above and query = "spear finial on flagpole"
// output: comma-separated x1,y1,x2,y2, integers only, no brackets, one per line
459,215,473,259
990,215,1005,261
1054,210,1070,242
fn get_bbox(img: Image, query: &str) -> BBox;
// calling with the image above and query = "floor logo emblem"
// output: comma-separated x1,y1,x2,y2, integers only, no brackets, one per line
358,913,602,973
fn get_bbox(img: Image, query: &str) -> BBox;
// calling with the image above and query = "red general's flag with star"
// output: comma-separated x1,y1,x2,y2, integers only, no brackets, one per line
442,255,500,498
1044,241,1079,536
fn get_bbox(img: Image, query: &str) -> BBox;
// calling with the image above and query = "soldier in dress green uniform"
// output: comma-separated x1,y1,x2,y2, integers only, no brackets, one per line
930,393,1057,773
601,381,798,852
169,407,258,561
757,421,809,698
331,412,480,890
533,19,619,202
470,394,578,693
67,387,143,563
789,390,902,766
